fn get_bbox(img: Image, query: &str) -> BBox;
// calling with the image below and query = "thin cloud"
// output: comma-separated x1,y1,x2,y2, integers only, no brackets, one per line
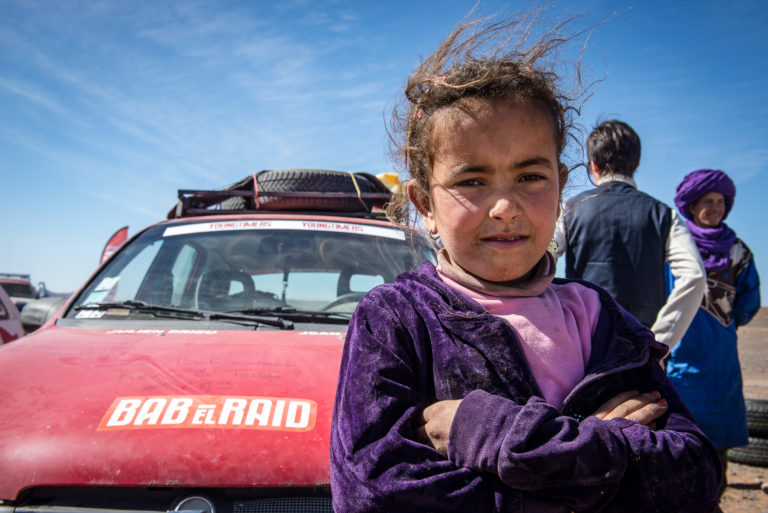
84,187,161,220
0,76,69,117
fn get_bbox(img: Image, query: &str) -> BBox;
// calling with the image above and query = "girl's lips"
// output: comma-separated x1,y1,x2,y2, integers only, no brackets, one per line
481,235,528,248
481,234,527,241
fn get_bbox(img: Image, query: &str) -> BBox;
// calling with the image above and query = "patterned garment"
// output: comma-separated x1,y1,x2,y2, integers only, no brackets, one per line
702,240,753,327
666,236,761,448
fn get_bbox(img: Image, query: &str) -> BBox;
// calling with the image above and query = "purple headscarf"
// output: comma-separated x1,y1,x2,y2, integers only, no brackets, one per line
674,169,737,273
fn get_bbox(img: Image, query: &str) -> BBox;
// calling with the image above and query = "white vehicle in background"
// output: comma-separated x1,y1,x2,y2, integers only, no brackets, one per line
0,273,47,311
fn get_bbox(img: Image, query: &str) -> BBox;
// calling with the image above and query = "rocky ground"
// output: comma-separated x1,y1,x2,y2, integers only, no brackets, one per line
717,307,768,512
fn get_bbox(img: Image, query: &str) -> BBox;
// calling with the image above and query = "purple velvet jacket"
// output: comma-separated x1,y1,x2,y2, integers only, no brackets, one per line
330,262,721,512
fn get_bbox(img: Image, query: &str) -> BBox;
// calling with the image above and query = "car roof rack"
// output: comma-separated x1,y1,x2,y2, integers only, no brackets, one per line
168,169,398,220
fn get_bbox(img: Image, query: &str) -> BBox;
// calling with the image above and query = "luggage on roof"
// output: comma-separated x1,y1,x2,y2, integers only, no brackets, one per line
169,169,395,219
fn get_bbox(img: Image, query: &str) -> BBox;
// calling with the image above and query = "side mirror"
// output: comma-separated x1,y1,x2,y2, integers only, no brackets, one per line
36,282,48,299
20,297,66,333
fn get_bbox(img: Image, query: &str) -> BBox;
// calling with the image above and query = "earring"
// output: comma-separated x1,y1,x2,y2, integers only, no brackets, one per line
428,231,440,243
547,239,560,253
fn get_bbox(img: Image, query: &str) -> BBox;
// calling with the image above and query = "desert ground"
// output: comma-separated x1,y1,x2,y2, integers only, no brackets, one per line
717,307,768,513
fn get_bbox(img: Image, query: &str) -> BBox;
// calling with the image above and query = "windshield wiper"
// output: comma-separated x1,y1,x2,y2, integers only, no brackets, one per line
73,300,294,330
234,307,352,323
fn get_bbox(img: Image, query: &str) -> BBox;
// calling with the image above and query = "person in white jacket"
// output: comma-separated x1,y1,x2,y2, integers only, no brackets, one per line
553,120,705,352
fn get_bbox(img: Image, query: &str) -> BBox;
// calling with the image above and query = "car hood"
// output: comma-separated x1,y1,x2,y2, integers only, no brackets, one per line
0,325,345,499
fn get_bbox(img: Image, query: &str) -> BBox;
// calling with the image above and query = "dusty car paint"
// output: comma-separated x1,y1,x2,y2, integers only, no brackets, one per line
0,326,344,497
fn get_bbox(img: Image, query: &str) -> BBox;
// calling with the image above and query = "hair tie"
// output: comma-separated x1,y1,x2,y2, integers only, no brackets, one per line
431,76,447,87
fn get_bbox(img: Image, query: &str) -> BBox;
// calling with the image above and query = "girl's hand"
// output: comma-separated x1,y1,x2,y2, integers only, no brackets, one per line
414,399,463,456
592,390,668,427
415,392,667,456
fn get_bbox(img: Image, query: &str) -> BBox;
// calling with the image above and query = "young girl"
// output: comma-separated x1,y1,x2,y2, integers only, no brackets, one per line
330,14,720,513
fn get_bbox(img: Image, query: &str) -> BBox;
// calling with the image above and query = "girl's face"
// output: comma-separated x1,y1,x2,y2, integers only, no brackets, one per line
689,191,726,228
410,98,566,282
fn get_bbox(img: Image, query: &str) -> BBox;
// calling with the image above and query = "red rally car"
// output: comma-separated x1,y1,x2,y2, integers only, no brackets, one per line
0,170,437,512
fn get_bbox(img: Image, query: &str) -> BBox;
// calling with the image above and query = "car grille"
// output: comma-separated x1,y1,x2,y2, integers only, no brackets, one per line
234,497,333,513
5,487,334,513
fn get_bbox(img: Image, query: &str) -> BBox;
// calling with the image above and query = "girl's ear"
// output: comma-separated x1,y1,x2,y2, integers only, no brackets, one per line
558,163,569,194
556,163,568,218
407,180,437,234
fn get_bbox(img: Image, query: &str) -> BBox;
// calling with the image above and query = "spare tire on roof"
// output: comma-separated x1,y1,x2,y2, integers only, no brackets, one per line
219,174,258,211
254,169,391,212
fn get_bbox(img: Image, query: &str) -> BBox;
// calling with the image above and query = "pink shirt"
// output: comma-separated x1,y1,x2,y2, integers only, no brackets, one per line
438,273,601,408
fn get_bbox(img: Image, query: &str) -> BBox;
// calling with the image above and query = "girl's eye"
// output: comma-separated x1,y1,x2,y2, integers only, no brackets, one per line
519,174,545,183
456,178,483,187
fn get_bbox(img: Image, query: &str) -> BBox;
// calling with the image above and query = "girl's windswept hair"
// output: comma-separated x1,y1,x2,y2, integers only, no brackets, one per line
386,7,596,226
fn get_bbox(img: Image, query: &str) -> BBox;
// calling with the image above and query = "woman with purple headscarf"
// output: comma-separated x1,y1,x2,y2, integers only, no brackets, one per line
666,168,761,494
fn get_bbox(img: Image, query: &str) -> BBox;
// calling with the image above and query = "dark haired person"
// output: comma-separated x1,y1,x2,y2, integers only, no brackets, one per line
330,8,721,508
554,120,706,352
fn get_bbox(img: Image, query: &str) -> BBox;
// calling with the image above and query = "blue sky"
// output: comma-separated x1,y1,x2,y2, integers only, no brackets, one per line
1,0,766,306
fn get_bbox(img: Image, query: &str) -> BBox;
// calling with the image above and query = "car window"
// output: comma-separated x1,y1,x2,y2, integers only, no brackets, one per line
170,244,201,304
80,240,162,305
249,271,384,311
349,273,385,293
67,219,436,322
0,282,35,298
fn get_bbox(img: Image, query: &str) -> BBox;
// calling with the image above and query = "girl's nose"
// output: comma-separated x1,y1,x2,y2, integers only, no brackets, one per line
489,195,521,222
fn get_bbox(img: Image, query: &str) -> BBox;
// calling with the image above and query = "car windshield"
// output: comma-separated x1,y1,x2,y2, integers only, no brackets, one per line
67,218,436,324
0,282,35,298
